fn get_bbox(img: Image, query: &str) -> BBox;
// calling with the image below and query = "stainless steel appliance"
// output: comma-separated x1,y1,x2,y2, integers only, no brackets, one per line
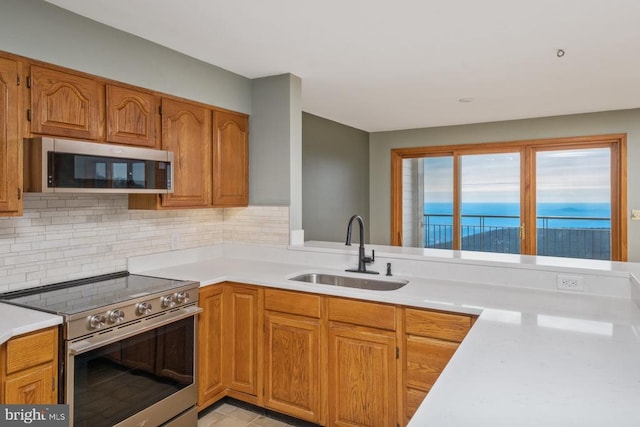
0,272,201,427
23,137,174,193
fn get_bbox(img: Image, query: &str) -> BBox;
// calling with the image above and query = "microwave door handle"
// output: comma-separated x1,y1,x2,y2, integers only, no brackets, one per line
67,305,202,355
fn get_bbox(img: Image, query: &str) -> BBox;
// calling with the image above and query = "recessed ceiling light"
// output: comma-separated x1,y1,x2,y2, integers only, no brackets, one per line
458,98,474,103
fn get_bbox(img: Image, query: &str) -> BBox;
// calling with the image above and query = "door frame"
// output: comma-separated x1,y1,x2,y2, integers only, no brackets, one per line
390,134,627,261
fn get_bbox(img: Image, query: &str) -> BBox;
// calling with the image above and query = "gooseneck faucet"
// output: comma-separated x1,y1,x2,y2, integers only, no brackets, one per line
345,215,378,274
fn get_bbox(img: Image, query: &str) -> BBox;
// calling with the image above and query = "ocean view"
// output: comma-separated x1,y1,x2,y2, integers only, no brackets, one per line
423,202,611,258
424,202,611,229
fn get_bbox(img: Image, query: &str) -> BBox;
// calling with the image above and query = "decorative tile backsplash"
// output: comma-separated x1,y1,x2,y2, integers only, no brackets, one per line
0,194,289,292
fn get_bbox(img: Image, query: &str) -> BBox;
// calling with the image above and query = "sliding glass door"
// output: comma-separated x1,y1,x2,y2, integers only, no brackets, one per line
535,147,611,260
391,134,626,261
460,153,520,254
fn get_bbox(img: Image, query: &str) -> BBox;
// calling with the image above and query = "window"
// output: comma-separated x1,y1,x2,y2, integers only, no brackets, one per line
391,134,627,261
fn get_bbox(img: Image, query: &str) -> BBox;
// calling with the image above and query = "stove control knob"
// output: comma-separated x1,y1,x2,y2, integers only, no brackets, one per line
161,295,176,308
108,309,125,324
89,314,106,329
136,302,153,316
175,291,190,304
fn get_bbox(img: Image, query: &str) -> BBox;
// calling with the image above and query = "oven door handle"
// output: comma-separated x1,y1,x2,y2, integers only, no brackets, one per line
68,304,203,356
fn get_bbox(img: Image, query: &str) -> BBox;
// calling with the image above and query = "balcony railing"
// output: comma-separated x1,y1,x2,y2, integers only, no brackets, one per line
423,213,611,260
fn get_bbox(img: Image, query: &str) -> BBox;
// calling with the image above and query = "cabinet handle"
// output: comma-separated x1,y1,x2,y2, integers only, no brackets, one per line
17,188,21,200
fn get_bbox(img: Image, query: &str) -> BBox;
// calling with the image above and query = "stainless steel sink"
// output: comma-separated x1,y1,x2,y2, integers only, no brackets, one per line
288,273,408,291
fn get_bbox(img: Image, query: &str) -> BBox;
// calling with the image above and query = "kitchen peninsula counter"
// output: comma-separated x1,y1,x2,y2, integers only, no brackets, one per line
128,244,640,427
2,242,640,426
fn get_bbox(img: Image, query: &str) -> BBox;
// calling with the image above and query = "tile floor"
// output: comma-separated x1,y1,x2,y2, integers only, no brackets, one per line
198,399,319,427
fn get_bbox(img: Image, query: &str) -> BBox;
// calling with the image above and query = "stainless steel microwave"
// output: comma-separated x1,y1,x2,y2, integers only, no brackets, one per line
24,137,174,193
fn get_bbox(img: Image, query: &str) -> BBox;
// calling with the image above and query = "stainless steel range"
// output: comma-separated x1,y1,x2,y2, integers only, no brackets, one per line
0,272,201,427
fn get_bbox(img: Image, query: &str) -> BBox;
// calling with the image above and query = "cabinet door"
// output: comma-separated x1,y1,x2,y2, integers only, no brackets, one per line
212,111,248,206
106,85,158,148
264,311,321,423
0,58,21,215
2,327,58,404
403,309,473,424
160,98,212,208
198,285,225,408
30,65,102,140
406,335,458,391
4,364,55,404
224,284,261,398
329,323,397,427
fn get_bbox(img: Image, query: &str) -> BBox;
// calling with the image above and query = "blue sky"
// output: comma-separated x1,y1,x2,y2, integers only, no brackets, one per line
422,148,610,204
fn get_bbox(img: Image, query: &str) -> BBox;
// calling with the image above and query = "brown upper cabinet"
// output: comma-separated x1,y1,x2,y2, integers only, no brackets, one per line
0,50,250,216
0,57,22,216
213,111,249,206
29,65,104,140
159,97,212,208
106,85,159,148
130,102,250,210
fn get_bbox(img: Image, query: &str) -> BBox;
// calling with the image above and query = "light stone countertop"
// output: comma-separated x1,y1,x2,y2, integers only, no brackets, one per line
132,255,640,427
2,244,640,426
0,302,62,345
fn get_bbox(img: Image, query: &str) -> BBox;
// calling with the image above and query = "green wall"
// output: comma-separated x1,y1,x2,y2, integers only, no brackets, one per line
0,0,251,113
250,74,303,214
0,0,302,212
302,113,370,242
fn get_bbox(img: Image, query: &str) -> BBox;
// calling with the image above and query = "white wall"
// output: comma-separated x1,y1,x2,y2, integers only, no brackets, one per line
402,158,420,247
370,109,640,261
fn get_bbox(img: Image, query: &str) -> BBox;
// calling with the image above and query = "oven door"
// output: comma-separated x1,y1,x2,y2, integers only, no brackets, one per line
66,306,201,427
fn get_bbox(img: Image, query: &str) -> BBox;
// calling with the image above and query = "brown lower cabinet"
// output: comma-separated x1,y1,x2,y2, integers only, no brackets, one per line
198,283,263,410
403,308,474,423
225,283,261,401
0,327,58,404
198,283,475,426
328,297,398,427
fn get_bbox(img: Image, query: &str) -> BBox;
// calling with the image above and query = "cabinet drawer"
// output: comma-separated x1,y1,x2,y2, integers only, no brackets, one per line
265,288,321,318
405,308,472,342
328,297,396,330
406,387,428,421
6,328,57,374
406,335,458,391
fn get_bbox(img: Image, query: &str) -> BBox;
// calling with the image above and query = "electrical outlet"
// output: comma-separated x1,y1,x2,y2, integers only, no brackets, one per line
170,234,181,251
557,274,584,291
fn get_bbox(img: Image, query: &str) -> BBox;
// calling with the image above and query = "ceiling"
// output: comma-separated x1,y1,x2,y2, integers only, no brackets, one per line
45,0,640,132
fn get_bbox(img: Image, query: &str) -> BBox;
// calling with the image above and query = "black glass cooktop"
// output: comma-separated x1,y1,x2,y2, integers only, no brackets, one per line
0,272,195,315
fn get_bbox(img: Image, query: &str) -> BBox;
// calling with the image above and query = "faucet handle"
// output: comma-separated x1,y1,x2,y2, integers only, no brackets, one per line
363,249,375,265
